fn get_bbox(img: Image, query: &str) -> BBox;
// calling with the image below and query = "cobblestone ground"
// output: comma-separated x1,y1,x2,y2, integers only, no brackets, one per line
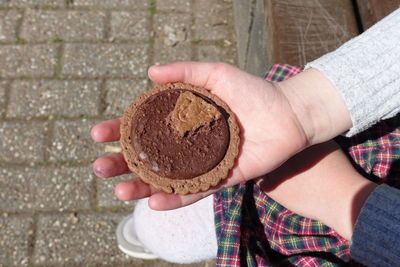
0,0,237,266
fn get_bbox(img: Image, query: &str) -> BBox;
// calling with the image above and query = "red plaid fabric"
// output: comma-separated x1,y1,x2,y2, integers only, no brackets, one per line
214,64,400,266
264,64,303,82
343,119,400,186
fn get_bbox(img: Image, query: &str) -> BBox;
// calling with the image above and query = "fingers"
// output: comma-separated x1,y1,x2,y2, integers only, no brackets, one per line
115,178,158,201
111,164,244,208
114,176,209,207
91,119,121,143
146,166,245,210
148,61,232,89
148,191,212,210
92,153,130,178
114,176,218,210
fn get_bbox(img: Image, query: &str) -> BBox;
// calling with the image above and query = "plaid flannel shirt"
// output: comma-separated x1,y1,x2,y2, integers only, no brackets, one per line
214,64,400,266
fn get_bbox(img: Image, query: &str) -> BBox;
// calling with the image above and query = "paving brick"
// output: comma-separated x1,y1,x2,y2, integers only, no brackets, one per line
0,45,57,78
0,167,35,211
0,121,47,164
49,119,107,162
96,174,135,208
197,44,236,63
0,11,22,42
0,166,93,212
62,44,149,78
32,166,93,211
157,0,192,12
7,80,101,118
154,13,193,43
194,0,232,40
72,0,148,9
0,80,7,117
104,79,147,116
21,10,106,42
33,213,138,265
0,215,33,267
153,13,192,65
8,0,65,7
110,11,150,41
153,43,192,65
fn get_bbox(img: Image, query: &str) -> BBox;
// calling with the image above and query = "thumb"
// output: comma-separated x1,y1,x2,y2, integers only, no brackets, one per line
148,61,229,89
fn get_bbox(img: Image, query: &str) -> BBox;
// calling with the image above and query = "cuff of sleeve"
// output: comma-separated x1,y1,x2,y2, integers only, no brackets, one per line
350,184,400,266
304,60,377,138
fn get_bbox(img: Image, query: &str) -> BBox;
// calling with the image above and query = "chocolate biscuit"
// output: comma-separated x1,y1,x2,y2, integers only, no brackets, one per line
120,82,239,194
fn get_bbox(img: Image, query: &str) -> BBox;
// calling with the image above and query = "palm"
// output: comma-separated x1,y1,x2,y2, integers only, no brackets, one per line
91,62,307,210
207,69,307,185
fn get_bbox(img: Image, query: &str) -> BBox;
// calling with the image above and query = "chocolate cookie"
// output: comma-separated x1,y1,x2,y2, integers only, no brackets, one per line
120,82,239,194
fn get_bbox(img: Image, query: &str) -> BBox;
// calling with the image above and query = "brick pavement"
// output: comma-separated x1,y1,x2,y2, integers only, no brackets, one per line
0,0,237,266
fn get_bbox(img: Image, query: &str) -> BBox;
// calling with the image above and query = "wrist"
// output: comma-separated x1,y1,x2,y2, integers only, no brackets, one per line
277,68,352,146
326,177,377,240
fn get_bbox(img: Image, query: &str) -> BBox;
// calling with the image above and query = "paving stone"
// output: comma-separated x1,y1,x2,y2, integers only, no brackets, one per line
194,0,232,40
62,44,149,78
0,166,93,212
104,79,147,116
0,167,35,211
153,43,192,65
72,0,149,9
0,121,47,164
0,215,33,267
33,213,139,265
110,11,150,41
7,80,101,118
197,44,236,64
7,0,65,7
153,13,192,65
157,0,192,12
21,10,106,42
0,45,57,78
154,13,193,46
0,80,7,117
0,11,22,42
50,119,107,162
32,166,93,212
96,173,136,208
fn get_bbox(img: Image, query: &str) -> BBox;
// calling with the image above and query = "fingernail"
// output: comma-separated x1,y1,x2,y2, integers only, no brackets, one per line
149,64,163,73
94,166,105,176
148,66,155,79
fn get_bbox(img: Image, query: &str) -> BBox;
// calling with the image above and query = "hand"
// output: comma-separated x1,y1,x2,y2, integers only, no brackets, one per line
91,62,310,210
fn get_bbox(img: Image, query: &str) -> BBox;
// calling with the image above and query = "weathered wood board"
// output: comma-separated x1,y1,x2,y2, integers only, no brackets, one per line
266,0,359,66
356,0,400,30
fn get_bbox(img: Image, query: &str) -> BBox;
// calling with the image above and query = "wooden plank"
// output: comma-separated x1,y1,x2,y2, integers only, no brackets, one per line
266,0,359,66
233,0,273,75
356,0,400,30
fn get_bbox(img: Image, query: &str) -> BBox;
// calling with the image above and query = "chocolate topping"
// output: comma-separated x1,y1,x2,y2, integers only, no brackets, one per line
167,91,221,137
131,89,230,180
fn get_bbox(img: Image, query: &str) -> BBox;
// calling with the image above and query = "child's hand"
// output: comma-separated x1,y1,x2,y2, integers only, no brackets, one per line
91,62,310,210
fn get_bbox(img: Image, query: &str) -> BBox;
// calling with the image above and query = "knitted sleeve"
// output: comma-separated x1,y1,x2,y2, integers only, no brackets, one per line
350,184,400,266
306,8,400,137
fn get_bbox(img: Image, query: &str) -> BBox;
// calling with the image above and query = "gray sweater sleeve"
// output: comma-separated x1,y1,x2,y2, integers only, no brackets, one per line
350,184,400,266
306,8,400,137
305,8,400,266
